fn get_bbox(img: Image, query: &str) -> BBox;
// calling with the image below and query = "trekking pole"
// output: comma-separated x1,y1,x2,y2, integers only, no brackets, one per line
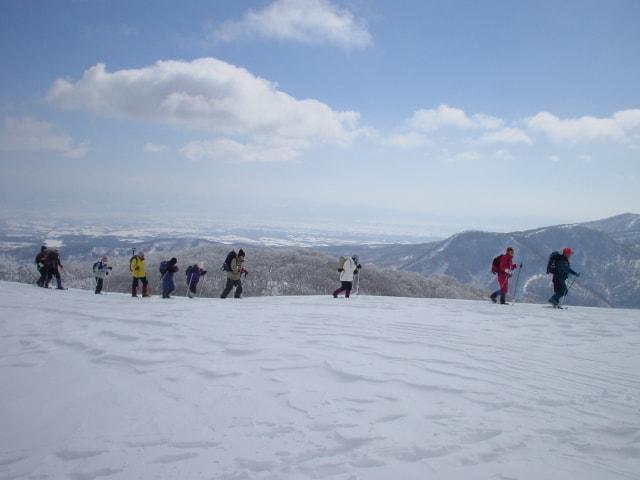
105,274,110,294
355,271,361,295
511,263,523,304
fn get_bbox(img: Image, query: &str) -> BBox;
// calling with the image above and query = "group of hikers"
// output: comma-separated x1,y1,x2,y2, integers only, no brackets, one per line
490,246,580,307
111,249,246,299
34,244,579,306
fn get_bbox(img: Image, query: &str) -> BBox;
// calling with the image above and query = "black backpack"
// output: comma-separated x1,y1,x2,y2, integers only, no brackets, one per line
546,251,562,274
221,250,236,272
185,265,194,277
491,254,503,274
159,260,169,275
92,261,100,274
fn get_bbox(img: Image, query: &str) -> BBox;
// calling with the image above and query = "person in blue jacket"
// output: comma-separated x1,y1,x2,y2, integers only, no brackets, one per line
549,247,580,306
161,257,179,299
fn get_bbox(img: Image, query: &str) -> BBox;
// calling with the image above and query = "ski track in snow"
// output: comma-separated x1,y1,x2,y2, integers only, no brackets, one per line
1,281,640,479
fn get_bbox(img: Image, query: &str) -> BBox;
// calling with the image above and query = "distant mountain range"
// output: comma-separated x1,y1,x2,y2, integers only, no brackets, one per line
316,213,640,308
1,213,638,307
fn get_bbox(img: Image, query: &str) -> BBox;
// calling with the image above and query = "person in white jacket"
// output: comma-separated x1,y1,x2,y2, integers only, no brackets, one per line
332,255,361,298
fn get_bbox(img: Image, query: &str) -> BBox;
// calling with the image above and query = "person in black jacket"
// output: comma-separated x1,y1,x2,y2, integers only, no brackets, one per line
35,246,48,287
44,249,64,289
549,247,580,306
161,257,179,299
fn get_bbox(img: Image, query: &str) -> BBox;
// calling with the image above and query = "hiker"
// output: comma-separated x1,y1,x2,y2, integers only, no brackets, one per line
332,255,361,298
490,247,519,304
549,247,580,307
221,249,247,299
186,263,207,298
93,256,112,294
161,257,179,299
44,249,64,290
35,245,48,287
130,251,149,297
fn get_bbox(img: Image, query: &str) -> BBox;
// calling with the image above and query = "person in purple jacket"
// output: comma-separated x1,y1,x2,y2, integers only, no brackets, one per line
186,263,207,298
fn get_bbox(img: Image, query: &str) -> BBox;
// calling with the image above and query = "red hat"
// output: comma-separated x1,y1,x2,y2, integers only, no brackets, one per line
562,247,573,256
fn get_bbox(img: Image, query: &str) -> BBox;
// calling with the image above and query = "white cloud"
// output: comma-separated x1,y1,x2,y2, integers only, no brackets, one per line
385,131,430,148
406,105,503,133
407,105,474,132
525,111,637,143
449,151,482,163
212,0,371,49
494,149,513,160
0,117,88,158
46,58,361,161
181,138,302,163
483,127,533,145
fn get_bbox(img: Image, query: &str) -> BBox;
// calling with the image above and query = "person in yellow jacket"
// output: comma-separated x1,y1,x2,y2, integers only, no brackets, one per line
129,251,149,297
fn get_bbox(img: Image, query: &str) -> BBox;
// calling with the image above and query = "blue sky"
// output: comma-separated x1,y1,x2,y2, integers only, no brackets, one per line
1,0,639,235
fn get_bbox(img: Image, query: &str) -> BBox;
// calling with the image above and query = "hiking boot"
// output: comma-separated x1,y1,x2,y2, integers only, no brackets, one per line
489,293,497,303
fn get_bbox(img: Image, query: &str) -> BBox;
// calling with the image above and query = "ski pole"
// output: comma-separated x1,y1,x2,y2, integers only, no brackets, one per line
511,263,523,304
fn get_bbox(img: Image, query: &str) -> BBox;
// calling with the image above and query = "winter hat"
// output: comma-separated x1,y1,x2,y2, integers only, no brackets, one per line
169,257,177,265
506,246,514,254
562,247,573,256
101,255,108,262
138,251,145,258
238,249,245,257
40,245,47,252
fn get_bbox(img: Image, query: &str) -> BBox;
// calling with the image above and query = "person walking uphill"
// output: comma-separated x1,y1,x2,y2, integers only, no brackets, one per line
130,251,149,297
161,257,179,299
548,247,580,307
44,249,65,290
186,263,207,298
221,249,247,299
333,255,361,298
93,256,112,294
490,247,518,304
35,246,48,287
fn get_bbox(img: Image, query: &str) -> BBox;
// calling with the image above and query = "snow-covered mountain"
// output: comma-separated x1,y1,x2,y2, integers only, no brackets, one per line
1,281,639,479
319,216,640,308
581,212,640,251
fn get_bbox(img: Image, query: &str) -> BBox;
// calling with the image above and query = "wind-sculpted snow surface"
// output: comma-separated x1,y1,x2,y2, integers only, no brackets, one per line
1,281,639,479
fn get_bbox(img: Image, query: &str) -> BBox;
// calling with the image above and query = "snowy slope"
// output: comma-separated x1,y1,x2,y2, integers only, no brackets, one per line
1,282,639,480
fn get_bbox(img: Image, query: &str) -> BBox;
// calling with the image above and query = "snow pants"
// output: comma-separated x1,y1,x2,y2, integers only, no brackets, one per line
550,276,568,304
221,278,242,298
333,281,353,298
95,277,103,294
162,274,175,298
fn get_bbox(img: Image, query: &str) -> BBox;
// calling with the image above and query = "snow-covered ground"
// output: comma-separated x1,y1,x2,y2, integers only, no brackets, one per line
1,281,639,480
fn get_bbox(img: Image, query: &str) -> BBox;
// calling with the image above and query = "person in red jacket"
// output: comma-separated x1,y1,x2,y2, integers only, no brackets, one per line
490,246,518,304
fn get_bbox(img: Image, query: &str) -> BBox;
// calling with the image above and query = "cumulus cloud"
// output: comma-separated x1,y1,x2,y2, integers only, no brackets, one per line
46,58,361,162
482,127,533,145
181,138,303,163
0,117,88,158
406,105,503,133
212,0,371,49
524,110,640,143
384,131,430,148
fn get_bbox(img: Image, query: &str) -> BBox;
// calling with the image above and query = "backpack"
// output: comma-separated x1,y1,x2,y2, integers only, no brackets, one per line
222,250,236,272
337,256,347,272
546,251,562,274
93,261,100,274
185,265,194,277
159,260,169,275
129,255,137,272
491,254,503,274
